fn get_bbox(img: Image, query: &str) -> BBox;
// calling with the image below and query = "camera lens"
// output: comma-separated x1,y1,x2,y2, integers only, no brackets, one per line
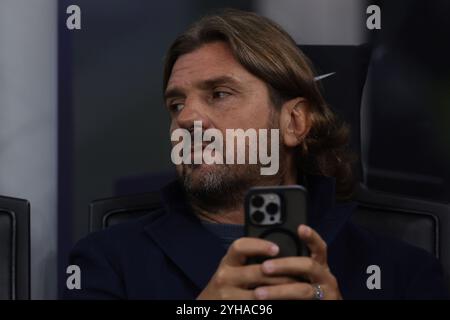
266,202,279,215
252,210,265,223
251,195,264,208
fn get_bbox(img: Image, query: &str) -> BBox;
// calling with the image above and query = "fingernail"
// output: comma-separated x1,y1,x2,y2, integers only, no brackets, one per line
262,261,275,273
255,288,268,299
300,225,311,236
270,244,279,255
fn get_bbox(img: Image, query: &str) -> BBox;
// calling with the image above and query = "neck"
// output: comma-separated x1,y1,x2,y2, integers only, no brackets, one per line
194,204,245,225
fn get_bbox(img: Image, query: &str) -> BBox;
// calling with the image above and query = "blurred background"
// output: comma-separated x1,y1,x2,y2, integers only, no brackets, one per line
0,0,449,299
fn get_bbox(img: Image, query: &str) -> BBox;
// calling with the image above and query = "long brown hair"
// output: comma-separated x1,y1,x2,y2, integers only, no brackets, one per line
163,9,356,199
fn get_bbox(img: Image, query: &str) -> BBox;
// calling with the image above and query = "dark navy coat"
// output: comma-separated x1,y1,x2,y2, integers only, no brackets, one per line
65,176,449,299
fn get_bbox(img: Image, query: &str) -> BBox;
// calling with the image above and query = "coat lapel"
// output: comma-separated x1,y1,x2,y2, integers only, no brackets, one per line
143,180,226,290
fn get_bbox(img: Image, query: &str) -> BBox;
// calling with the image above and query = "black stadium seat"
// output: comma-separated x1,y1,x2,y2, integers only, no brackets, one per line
0,195,30,300
89,192,161,231
352,184,450,287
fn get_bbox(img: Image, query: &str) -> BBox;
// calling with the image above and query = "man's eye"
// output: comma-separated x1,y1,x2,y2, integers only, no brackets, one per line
170,103,185,112
212,91,231,99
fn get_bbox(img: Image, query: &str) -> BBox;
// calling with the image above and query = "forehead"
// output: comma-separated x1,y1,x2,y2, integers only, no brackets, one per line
167,41,256,90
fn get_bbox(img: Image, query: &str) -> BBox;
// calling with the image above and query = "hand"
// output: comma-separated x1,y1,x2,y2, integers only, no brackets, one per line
196,237,297,300
253,225,343,300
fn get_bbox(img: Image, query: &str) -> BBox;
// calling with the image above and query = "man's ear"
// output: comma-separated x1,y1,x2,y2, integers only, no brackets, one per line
279,97,311,148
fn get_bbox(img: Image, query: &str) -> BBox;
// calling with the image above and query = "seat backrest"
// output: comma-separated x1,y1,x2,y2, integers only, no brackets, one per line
352,185,450,289
89,192,162,232
0,195,30,300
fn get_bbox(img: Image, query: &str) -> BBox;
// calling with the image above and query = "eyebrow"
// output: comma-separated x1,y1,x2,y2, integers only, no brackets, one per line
164,75,242,101
198,75,242,90
164,87,185,102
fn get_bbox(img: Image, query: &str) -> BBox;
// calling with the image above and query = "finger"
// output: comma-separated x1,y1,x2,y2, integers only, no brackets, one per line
222,237,279,266
298,225,327,264
254,282,315,300
217,288,256,300
260,257,327,283
231,264,297,288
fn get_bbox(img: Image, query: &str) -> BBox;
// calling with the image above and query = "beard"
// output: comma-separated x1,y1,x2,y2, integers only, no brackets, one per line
179,162,266,212
177,119,287,213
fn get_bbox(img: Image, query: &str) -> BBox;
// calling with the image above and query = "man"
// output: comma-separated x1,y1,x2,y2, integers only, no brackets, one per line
66,9,448,299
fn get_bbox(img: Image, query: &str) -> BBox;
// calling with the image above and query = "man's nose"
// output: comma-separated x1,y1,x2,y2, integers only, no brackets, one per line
175,99,211,130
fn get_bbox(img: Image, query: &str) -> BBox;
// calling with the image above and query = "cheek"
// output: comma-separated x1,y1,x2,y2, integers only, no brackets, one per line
246,104,273,129
238,98,271,126
207,94,274,130
246,91,273,121
169,123,180,146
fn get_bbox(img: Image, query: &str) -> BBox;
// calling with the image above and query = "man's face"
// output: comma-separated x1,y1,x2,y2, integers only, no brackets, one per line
164,41,284,208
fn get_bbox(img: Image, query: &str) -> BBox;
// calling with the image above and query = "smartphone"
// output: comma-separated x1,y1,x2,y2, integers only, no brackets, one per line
244,185,309,264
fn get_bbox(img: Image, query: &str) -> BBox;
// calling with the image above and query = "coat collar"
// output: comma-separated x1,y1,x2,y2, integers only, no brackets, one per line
144,175,355,290
144,181,226,290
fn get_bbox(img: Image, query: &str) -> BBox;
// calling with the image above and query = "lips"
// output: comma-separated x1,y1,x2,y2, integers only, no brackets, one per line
190,143,206,165
190,143,208,153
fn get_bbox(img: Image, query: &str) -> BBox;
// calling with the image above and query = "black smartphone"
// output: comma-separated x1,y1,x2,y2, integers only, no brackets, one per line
244,185,309,264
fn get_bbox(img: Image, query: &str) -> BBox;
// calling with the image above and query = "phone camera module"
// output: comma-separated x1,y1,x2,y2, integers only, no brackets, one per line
266,202,279,215
251,210,265,223
249,192,282,226
251,195,264,208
